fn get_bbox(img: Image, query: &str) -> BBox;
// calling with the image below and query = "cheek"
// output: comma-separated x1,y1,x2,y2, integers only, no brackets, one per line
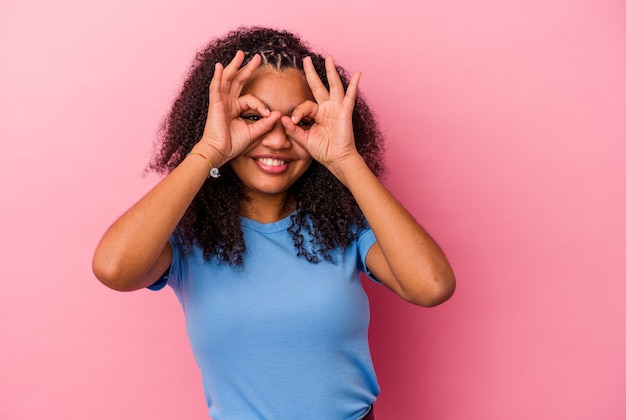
293,157,314,182
299,157,313,173
227,156,247,178
295,152,313,174
291,141,313,161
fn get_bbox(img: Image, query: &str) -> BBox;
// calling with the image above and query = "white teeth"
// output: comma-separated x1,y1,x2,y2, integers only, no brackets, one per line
257,158,286,166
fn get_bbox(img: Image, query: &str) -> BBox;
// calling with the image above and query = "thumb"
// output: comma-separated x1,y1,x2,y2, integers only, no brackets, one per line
247,111,282,139
281,115,308,149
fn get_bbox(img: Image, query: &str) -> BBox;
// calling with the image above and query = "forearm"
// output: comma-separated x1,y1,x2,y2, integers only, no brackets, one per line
92,152,216,291
332,155,456,305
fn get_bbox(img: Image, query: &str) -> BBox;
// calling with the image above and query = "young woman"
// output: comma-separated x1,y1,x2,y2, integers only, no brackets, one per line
93,26,455,420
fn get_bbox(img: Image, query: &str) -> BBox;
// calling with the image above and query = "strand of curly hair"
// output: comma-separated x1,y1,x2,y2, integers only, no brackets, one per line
148,26,386,266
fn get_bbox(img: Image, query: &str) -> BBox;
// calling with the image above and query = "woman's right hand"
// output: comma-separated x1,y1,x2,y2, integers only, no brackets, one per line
93,52,280,292
192,51,280,166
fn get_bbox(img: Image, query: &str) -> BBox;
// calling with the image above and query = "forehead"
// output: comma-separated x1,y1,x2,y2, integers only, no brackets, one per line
241,66,314,107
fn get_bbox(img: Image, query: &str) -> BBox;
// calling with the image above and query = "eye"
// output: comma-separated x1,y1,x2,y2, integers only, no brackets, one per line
297,118,315,130
240,113,262,124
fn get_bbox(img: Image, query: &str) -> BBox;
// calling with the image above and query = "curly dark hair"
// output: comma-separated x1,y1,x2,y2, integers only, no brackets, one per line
148,26,385,266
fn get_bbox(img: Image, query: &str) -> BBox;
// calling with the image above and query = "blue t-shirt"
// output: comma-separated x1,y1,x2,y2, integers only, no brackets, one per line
151,214,380,419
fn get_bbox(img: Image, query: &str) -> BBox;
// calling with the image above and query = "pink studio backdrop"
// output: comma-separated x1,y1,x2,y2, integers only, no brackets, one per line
1,0,625,419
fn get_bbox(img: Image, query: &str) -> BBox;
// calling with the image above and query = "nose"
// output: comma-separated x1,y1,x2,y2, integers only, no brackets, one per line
260,119,292,150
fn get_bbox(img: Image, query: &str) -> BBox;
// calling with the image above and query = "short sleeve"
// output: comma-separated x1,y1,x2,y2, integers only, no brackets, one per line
356,224,381,284
146,237,181,291
147,273,168,291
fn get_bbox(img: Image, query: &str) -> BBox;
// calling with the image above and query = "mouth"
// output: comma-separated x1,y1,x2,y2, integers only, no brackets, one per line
254,157,291,173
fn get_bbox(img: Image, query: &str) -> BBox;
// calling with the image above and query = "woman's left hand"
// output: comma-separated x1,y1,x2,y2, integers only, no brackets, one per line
282,56,362,179
286,56,456,307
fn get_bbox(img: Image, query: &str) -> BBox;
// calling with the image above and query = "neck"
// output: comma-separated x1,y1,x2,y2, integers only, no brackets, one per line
240,193,295,223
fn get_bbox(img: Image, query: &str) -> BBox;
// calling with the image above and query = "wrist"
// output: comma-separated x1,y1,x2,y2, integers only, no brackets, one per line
328,153,369,186
190,143,228,169
187,151,221,178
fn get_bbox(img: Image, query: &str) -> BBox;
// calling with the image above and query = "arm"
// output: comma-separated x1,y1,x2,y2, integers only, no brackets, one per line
331,154,455,306
92,52,279,291
283,56,455,306
92,154,214,291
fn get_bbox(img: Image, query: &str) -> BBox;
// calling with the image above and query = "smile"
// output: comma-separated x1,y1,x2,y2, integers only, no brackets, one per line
257,158,287,166
254,157,291,174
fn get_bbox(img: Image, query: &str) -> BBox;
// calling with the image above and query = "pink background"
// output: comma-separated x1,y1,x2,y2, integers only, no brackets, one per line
1,0,625,418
